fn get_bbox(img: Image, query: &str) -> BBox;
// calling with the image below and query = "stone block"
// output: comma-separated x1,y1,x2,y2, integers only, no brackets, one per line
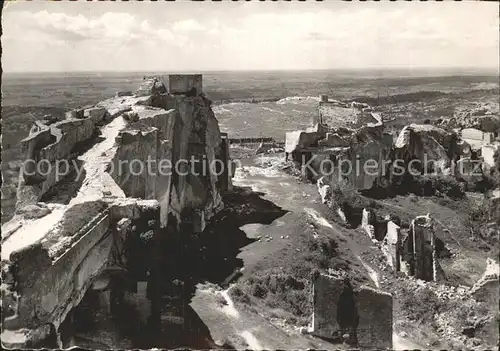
115,91,133,97
167,74,203,95
65,109,84,120
312,271,347,340
355,286,393,349
482,144,499,168
84,107,107,124
382,221,401,270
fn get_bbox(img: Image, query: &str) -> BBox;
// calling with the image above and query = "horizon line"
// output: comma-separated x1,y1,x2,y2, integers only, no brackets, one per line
3,66,499,75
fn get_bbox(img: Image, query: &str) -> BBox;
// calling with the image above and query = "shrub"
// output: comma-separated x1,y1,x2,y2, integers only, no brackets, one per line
399,286,441,324
412,175,465,199
228,285,250,304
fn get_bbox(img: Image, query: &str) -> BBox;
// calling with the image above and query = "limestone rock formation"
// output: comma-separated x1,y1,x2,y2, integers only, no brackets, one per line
1,75,233,348
394,124,459,174
285,97,392,192
439,102,500,133
470,258,499,306
136,76,167,97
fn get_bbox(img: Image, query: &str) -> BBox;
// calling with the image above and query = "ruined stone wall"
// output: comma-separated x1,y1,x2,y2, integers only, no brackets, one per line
166,74,203,94
355,286,393,349
39,119,96,162
18,127,54,187
412,215,435,281
312,271,393,349
16,114,101,210
1,74,231,347
4,211,111,333
312,272,347,340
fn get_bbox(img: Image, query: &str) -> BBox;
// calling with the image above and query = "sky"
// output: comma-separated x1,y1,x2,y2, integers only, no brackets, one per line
2,0,499,72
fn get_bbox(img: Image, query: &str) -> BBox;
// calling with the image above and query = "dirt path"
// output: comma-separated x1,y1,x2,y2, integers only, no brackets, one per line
190,155,432,350
190,156,388,349
192,283,331,350
393,332,426,350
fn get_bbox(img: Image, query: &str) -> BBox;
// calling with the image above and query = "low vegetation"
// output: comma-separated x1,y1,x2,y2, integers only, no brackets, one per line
395,280,497,349
229,229,361,326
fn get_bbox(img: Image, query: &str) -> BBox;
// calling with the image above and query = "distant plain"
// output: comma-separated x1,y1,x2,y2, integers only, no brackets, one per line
1,69,498,222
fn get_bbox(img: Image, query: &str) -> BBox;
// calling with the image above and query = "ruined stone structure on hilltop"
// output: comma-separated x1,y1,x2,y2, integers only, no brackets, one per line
1,74,234,348
317,97,380,129
286,95,391,188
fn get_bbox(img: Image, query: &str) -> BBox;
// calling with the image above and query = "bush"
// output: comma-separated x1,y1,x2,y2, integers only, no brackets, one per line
250,282,268,298
228,285,250,304
485,149,500,188
412,175,465,199
399,286,441,324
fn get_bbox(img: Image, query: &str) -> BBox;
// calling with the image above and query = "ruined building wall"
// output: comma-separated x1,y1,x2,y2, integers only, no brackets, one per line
312,271,393,349
381,221,400,271
412,215,436,281
1,74,231,348
355,285,393,349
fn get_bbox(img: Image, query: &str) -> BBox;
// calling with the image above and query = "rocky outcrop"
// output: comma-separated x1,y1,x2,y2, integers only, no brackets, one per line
438,102,500,133
394,124,459,174
318,98,381,129
285,123,327,156
136,76,167,97
1,75,232,348
470,258,499,306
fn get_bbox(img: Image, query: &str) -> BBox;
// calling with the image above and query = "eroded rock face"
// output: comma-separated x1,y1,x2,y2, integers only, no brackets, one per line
394,124,459,174
1,75,231,348
136,76,167,97
471,258,499,306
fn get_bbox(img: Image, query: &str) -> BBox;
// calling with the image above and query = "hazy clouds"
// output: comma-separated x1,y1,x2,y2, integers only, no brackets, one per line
2,1,498,72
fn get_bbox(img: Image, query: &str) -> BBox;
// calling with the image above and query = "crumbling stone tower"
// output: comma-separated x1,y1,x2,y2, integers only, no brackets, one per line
400,214,441,281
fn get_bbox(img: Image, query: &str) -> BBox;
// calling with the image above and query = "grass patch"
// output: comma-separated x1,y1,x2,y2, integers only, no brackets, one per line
230,229,366,326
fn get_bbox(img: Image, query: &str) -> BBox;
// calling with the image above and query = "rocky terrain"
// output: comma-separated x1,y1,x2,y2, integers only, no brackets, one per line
277,93,499,349
1,75,231,348
1,74,499,350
